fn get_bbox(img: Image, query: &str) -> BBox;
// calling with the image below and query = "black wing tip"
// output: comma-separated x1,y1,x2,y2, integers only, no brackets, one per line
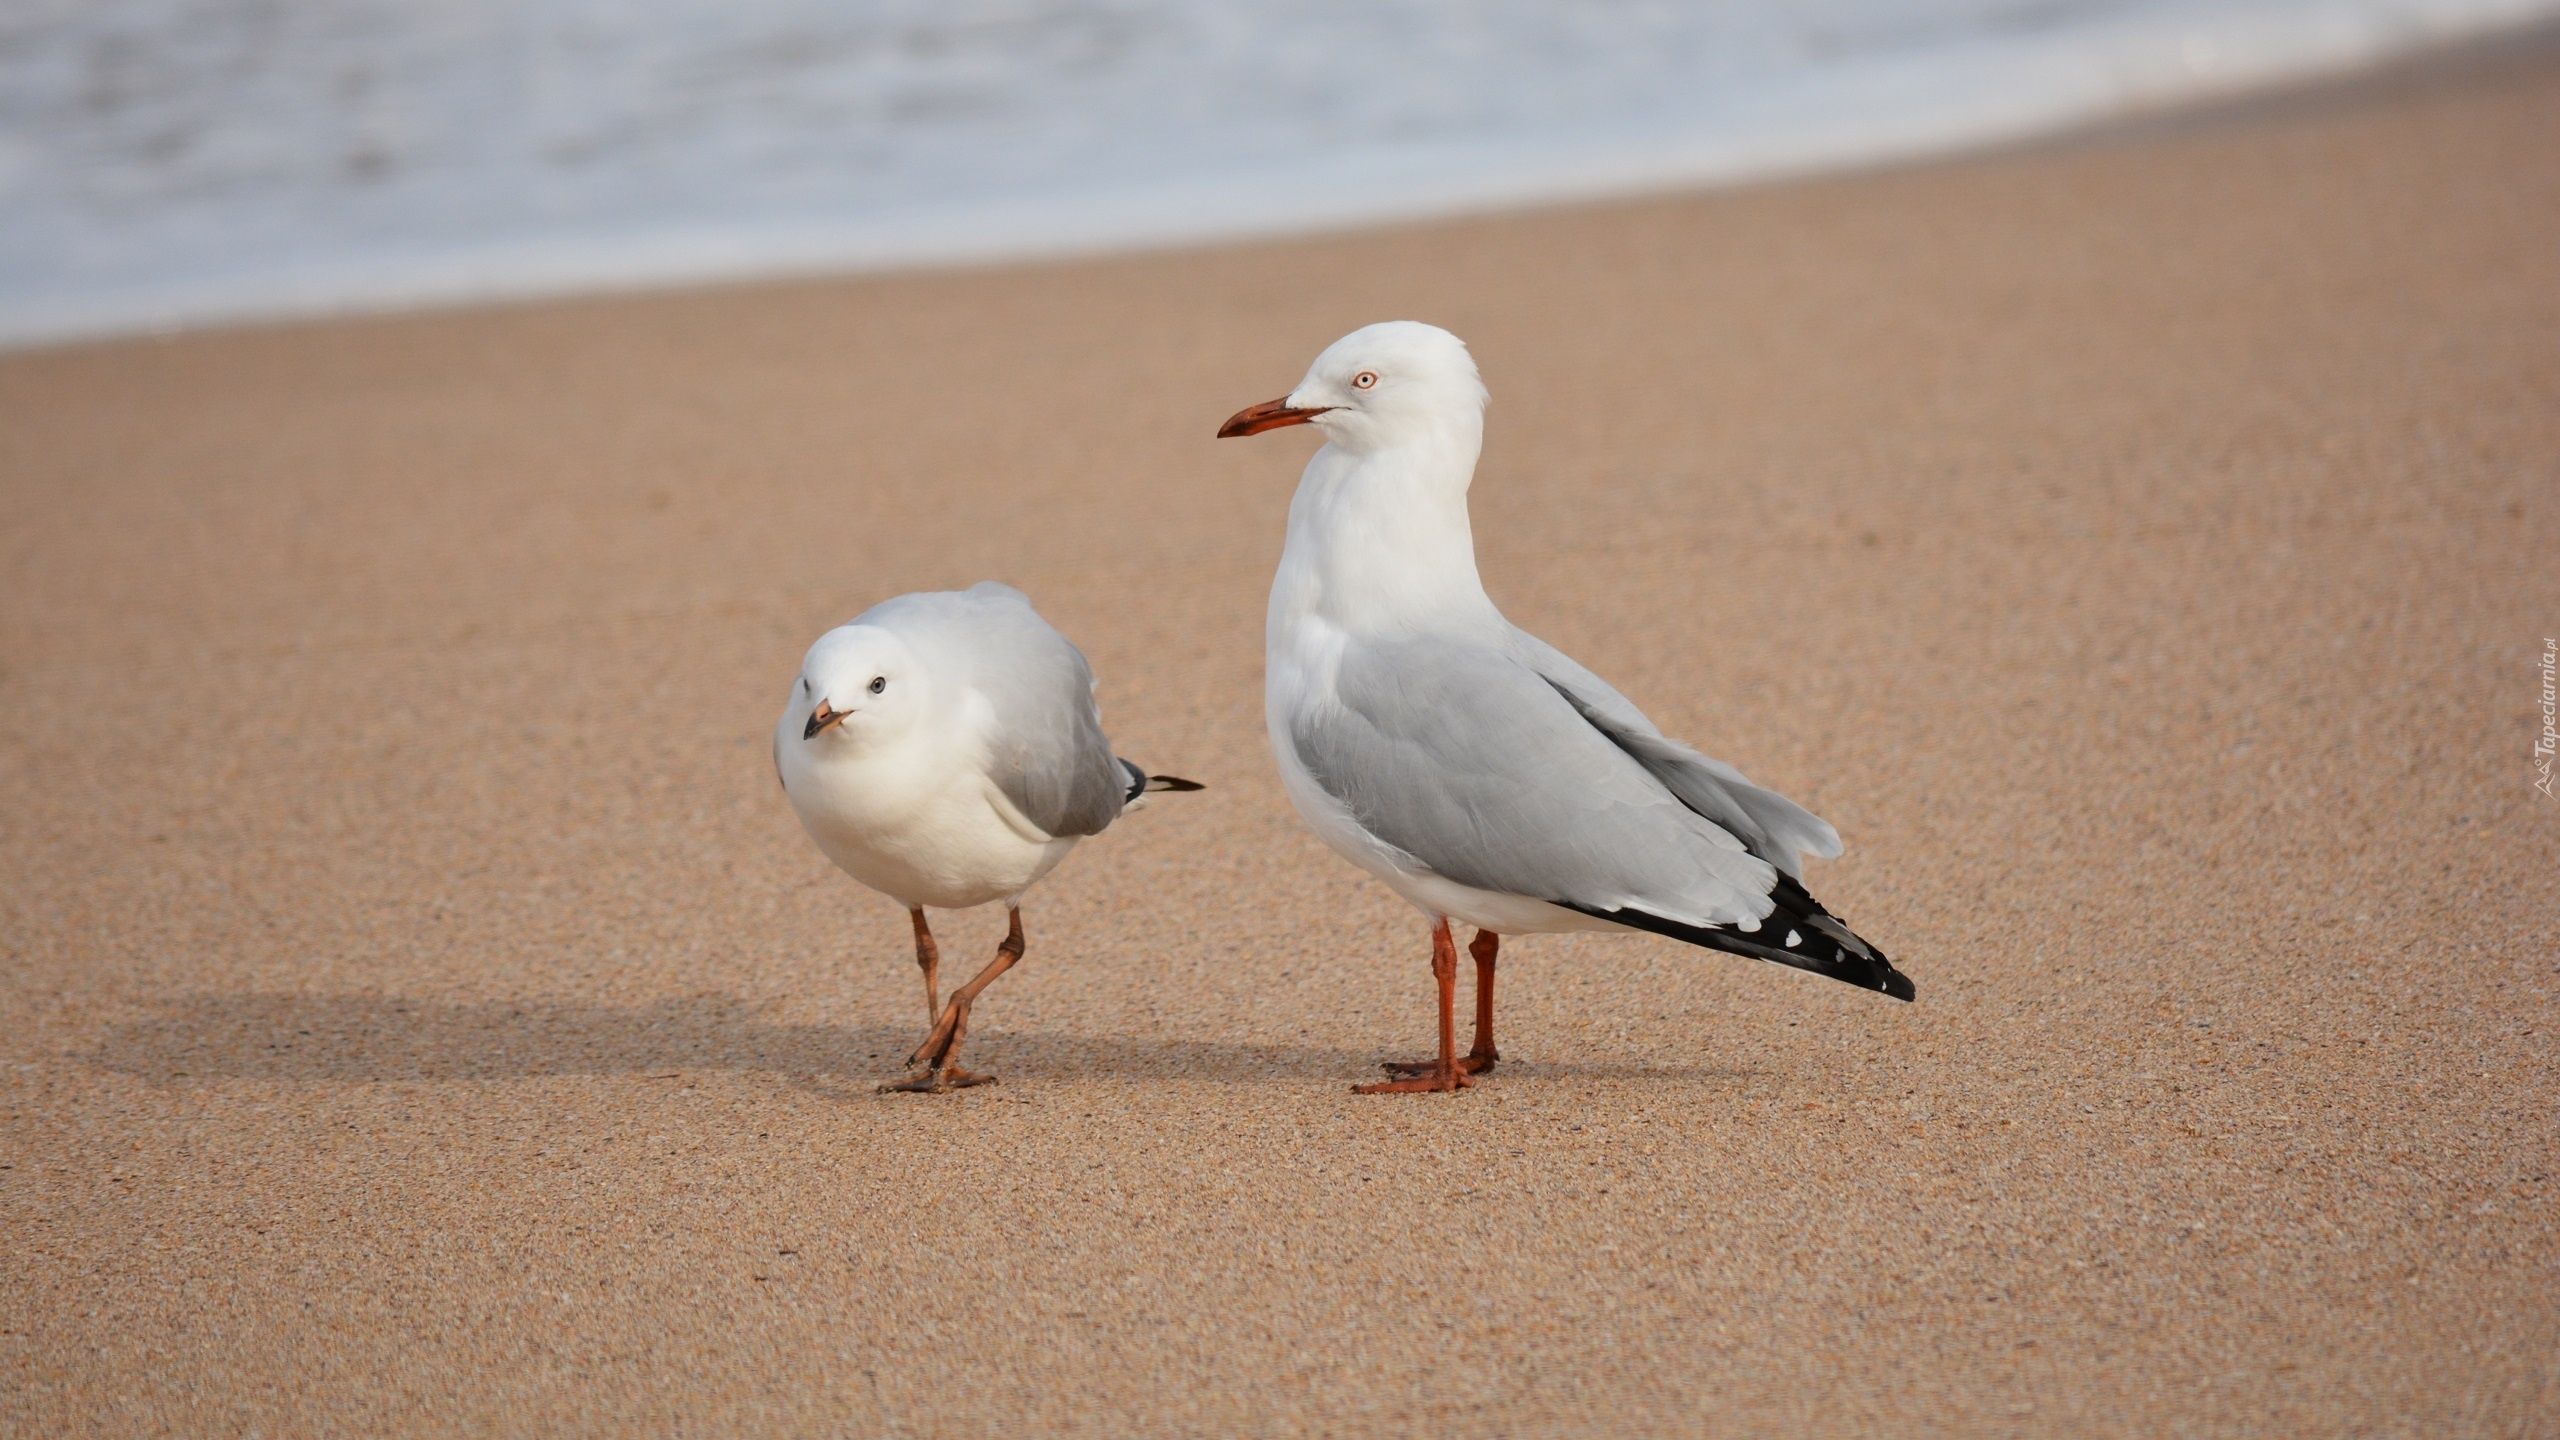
1565,900,1914,1002
1147,775,1206,792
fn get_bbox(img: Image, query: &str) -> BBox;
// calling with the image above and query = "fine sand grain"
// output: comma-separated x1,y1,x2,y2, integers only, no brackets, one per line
4,36,2556,1439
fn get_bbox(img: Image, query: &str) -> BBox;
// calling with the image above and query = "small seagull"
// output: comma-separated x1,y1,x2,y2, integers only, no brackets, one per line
1220,321,1912,1094
774,582,1200,1093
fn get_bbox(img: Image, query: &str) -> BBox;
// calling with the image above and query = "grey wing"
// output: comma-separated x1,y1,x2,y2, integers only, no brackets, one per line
949,584,1129,838
1294,635,1780,928
1505,628,1841,878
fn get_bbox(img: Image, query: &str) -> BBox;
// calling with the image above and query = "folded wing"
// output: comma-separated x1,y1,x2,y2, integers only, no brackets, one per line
1291,633,1781,929
1505,628,1841,879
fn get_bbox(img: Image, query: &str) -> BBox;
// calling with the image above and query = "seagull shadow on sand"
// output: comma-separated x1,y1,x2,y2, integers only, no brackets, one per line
89,990,1387,1090
90,991,1755,1090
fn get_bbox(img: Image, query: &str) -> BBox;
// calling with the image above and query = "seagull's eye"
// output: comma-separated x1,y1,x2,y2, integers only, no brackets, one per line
868,676,887,695
1352,371,1377,390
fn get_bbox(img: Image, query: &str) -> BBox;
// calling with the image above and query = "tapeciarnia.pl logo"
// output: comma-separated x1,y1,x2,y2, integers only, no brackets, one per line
2537,637,2557,798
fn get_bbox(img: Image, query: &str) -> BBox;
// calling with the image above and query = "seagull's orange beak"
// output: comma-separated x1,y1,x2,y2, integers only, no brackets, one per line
1218,396,1335,438
803,701,850,739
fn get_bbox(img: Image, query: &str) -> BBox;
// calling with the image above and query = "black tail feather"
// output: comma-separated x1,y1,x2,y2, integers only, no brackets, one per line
1119,758,1205,804
1561,874,1914,1002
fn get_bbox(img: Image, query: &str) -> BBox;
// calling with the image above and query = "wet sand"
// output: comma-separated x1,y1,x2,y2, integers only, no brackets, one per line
3,34,2556,1438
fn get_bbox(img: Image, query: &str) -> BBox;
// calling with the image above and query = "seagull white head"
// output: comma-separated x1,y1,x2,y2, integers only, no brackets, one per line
792,624,926,743
1219,321,1488,455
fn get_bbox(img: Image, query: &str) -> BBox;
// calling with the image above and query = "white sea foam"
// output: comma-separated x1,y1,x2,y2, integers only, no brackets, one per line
1,0,2550,349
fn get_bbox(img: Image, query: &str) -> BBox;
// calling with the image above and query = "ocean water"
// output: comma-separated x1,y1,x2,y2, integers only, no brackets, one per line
2,0,2550,347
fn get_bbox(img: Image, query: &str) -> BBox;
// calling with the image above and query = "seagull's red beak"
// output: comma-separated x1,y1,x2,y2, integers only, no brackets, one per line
1218,396,1334,438
803,701,850,739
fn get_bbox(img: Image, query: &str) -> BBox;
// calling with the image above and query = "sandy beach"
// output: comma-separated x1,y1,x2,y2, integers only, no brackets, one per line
4,32,2557,1438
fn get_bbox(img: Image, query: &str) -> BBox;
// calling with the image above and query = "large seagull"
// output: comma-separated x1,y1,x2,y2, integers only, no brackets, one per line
1221,321,1912,1093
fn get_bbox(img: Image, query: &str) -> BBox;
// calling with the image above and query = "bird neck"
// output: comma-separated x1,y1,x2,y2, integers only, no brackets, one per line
1272,426,1500,634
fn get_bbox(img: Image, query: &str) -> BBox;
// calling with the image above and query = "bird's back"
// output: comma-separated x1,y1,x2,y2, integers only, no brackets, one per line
858,583,1129,839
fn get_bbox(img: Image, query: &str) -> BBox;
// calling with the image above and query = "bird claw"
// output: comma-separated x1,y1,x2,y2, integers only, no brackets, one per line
1381,1053,1497,1078
1353,1067,1474,1095
877,1068,998,1095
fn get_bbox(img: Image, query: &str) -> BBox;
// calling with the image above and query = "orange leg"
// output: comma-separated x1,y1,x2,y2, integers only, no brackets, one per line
1355,919,1473,1095
1385,929,1499,1077
882,907,1024,1094
909,908,941,1029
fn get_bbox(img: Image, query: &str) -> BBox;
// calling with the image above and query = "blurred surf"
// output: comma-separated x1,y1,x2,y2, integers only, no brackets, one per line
1,0,2550,347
